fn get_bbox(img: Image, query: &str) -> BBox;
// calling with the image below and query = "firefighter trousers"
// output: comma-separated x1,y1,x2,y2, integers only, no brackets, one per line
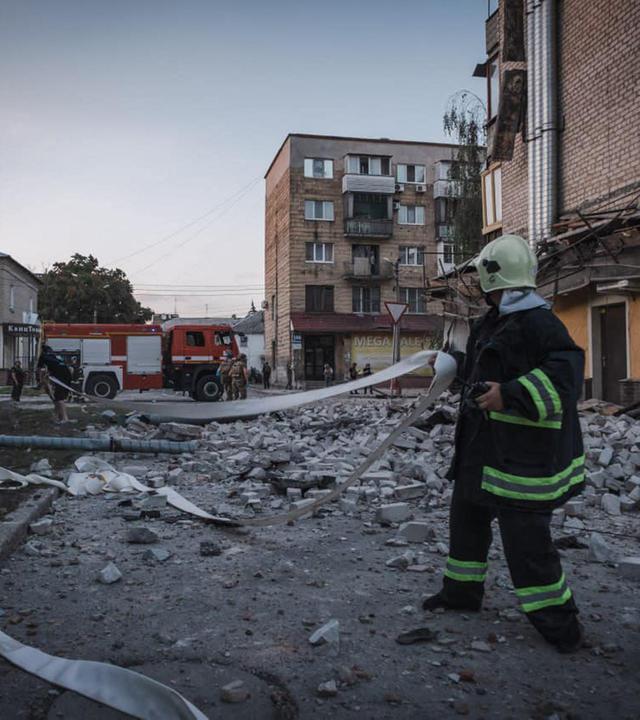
439,485,580,646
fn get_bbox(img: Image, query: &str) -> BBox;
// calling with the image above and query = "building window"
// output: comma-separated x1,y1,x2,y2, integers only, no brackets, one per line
305,285,334,312
442,243,455,265
305,242,334,263
399,246,425,266
353,193,389,219
345,155,391,176
481,165,502,233
488,55,500,119
352,286,380,314
304,200,334,221
398,205,425,225
397,164,426,184
400,287,426,314
435,197,452,223
9,286,16,312
304,158,334,179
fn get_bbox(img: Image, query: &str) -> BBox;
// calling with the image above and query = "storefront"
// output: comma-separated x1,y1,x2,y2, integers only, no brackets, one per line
2,322,40,382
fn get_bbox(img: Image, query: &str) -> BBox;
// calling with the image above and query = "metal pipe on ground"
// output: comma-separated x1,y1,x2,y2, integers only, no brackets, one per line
0,435,198,455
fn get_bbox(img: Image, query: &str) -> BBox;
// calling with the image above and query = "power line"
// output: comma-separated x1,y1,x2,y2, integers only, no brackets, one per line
131,179,261,277
109,177,261,266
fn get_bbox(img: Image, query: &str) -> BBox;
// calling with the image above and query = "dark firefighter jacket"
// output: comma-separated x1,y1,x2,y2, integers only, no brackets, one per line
448,305,585,511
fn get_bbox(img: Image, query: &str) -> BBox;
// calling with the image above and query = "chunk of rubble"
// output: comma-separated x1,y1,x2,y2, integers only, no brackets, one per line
98,562,122,584
220,680,249,703
317,680,338,697
375,503,410,525
126,527,159,544
618,557,640,581
309,619,340,646
397,521,433,543
589,533,617,563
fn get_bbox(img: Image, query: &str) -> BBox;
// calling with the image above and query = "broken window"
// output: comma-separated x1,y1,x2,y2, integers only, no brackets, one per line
488,55,500,119
305,285,334,312
481,165,502,232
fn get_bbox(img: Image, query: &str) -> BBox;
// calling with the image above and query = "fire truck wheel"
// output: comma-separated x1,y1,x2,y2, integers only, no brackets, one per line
194,375,222,402
86,373,118,400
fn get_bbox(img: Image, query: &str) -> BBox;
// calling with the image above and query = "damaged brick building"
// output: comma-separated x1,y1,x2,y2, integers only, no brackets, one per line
456,0,640,405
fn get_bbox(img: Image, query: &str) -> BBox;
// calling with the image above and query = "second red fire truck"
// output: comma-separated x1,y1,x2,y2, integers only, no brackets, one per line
43,322,240,401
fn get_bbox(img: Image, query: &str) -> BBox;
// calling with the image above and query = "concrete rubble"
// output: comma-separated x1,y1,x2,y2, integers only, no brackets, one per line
2,393,640,717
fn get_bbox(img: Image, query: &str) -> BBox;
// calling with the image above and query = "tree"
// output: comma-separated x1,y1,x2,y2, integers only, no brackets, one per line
442,90,486,263
39,254,153,323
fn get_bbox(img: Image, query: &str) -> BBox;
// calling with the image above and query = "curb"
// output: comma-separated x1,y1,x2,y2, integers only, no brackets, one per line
0,488,59,562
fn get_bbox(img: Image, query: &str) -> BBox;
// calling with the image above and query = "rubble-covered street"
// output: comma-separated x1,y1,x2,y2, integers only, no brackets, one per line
1,396,639,719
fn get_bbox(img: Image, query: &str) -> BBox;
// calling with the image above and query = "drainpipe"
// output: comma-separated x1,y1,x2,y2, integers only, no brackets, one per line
526,0,538,247
540,0,558,242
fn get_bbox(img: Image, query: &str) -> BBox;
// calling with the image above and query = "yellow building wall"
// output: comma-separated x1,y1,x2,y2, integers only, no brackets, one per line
552,289,591,377
627,297,640,378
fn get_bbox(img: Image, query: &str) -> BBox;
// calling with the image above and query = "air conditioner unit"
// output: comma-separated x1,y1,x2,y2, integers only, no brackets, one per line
596,279,640,294
415,184,426,193
261,300,269,309
393,201,401,211
395,183,404,192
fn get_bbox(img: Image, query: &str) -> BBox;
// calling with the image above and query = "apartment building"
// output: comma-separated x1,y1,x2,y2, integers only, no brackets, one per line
474,0,640,404
0,252,41,379
264,134,458,384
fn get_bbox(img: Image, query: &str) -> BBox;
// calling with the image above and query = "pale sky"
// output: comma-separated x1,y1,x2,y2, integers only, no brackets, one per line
0,0,486,318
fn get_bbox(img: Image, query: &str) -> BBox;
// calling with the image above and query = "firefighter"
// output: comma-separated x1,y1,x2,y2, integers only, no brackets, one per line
230,353,248,400
218,351,234,401
423,234,585,653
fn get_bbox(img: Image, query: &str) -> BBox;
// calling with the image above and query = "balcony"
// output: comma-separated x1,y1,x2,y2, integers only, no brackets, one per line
342,260,393,280
344,218,393,238
342,174,396,195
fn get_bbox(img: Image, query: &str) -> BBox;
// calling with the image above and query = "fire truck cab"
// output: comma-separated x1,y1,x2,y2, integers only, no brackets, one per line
162,324,239,401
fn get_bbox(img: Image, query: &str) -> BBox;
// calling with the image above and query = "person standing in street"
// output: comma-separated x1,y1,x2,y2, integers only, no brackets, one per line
286,361,293,390
230,354,249,400
323,362,333,387
362,362,373,395
422,235,586,653
9,359,25,402
37,345,71,423
262,360,272,390
349,362,359,394
218,351,234,401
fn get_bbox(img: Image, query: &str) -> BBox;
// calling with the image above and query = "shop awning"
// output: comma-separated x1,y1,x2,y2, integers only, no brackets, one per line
290,312,442,334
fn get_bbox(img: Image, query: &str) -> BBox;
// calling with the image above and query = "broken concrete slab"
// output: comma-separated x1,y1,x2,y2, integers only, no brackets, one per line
602,494,621,516
393,483,426,501
397,521,434,543
375,503,410,525
618,557,640,581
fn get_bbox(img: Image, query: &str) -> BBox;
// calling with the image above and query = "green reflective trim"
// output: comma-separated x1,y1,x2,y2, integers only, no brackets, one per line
447,558,488,570
444,569,486,583
481,456,585,501
520,588,572,613
489,411,562,430
516,574,566,597
531,368,562,415
517,375,547,421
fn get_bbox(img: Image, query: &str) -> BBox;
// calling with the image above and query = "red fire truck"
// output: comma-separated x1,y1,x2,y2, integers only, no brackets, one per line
43,322,239,401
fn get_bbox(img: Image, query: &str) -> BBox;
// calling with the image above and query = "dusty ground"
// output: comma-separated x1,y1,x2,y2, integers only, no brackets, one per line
0,395,639,720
